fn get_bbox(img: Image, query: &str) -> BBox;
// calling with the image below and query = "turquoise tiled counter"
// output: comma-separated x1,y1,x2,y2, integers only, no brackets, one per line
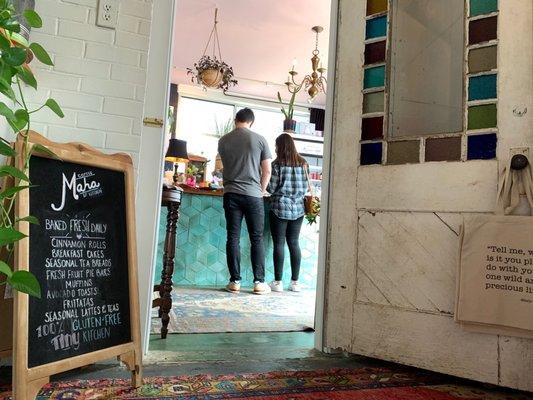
154,192,319,289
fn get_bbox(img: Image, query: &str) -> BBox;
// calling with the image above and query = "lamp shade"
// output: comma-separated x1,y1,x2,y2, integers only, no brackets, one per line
165,138,188,163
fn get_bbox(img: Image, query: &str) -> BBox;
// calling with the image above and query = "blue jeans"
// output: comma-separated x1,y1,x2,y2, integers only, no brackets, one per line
223,193,265,283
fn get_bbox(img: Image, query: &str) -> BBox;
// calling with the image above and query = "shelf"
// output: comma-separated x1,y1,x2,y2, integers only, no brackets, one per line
301,153,323,159
308,165,322,170
292,133,324,143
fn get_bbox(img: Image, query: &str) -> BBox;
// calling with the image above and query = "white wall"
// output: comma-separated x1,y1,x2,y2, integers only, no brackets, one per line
16,0,155,167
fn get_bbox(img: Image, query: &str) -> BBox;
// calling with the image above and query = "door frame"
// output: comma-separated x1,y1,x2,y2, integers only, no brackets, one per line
137,0,339,354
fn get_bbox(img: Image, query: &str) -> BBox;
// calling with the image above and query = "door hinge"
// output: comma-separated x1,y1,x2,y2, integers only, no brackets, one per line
143,117,164,127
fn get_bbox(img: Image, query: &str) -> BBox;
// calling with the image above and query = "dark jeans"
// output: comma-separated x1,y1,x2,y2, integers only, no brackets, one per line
269,211,303,281
223,193,265,283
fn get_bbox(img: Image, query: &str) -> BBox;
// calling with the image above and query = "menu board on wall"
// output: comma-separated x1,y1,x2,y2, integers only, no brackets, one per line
12,132,142,400
27,156,131,367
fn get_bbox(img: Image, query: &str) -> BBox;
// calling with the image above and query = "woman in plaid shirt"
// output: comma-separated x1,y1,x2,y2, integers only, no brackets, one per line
267,133,309,293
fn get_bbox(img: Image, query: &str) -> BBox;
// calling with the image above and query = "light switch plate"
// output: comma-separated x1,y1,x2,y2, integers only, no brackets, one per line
96,0,119,29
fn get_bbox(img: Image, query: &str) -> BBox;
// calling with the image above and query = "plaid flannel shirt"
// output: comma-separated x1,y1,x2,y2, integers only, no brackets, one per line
267,161,308,220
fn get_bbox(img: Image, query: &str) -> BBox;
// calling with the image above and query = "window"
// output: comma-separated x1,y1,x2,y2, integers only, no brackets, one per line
388,0,465,137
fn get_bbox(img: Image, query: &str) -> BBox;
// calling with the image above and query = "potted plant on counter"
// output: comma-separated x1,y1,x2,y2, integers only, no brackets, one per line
277,91,297,132
187,55,237,93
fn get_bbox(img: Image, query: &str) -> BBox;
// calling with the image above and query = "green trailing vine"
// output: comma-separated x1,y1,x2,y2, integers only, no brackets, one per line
0,1,63,298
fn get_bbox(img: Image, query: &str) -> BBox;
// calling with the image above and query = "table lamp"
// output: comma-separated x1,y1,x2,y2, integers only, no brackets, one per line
165,138,188,184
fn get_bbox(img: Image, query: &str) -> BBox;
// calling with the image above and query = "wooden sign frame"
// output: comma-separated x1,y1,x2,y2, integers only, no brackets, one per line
12,132,142,399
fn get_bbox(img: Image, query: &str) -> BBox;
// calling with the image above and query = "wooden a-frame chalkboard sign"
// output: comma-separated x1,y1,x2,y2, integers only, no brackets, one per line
11,132,142,399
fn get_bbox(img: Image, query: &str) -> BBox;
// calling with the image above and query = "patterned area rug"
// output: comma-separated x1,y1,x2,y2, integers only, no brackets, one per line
1,367,531,399
151,286,316,334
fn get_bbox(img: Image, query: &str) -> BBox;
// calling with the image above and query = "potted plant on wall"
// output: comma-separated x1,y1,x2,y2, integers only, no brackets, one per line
187,55,237,93
277,91,297,132
0,1,64,298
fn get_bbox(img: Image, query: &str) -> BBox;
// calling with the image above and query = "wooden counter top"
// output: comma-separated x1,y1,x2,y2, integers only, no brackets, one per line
179,185,224,197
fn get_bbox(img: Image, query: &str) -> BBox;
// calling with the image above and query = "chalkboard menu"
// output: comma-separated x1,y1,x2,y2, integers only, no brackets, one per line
27,155,131,368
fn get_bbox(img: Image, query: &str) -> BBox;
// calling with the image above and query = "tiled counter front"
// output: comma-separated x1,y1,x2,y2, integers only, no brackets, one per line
154,193,319,288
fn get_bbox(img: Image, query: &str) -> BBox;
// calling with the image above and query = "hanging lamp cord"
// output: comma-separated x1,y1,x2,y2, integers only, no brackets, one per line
201,8,223,60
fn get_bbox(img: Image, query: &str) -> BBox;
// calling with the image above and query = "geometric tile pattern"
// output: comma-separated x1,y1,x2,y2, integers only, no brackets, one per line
154,193,319,289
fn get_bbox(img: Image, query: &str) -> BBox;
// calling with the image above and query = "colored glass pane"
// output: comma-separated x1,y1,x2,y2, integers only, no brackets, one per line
364,65,385,89
361,142,383,165
468,74,497,101
467,133,497,160
468,104,497,130
366,16,387,39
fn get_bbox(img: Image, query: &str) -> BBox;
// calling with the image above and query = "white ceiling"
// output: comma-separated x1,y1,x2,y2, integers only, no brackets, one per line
172,0,331,106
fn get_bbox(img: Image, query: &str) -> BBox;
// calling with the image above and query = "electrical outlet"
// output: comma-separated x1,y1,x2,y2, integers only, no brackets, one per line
96,0,119,29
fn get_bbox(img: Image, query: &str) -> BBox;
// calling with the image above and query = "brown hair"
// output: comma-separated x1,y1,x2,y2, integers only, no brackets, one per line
274,133,307,167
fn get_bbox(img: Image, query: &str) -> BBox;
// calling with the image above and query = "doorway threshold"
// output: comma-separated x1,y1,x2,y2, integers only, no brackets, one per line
145,331,316,364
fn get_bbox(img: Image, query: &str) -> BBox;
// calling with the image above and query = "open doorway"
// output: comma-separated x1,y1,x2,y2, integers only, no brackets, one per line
148,0,332,357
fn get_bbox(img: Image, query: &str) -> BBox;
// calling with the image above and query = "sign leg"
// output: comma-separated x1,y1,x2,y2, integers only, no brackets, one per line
23,377,49,400
118,350,143,388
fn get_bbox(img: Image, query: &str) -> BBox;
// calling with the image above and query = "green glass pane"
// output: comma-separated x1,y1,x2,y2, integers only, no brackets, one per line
468,104,497,130
364,66,385,89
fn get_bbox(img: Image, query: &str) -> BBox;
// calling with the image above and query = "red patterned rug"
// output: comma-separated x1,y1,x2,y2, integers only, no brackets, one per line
0,367,530,399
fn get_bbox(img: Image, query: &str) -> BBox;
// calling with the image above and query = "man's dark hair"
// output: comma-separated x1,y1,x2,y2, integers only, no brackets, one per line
235,108,255,124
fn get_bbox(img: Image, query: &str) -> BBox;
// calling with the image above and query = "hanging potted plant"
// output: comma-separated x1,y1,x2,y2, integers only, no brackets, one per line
277,91,297,132
186,8,237,93
187,55,237,92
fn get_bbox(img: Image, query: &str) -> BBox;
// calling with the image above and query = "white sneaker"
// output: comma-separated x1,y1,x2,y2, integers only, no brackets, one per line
269,280,284,292
289,280,301,292
253,281,271,295
225,281,241,293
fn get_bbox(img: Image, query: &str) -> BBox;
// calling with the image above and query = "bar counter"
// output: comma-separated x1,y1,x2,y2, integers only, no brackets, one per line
154,187,319,289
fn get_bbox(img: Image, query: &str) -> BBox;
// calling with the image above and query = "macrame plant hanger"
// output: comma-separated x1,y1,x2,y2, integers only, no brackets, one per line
202,8,223,61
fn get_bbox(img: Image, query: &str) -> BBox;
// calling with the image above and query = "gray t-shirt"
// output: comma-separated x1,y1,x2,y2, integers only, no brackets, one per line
218,127,272,198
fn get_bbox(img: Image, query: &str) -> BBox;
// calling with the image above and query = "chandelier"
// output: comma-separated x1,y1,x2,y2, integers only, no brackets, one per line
285,26,327,101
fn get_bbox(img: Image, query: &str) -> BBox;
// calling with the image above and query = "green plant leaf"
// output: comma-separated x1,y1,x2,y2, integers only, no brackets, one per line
31,143,61,160
17,215,39,225
9,31,29,48
0,260,12,278
12,108,28,130
0,33,10,49
17,66,37,89
0,184,33,198
3,19,20,33
0,165,29,181
0,139,15,157
8,270,41,298
0,77,16,101
2,47,26,66
45,98,64,118
0,101,14,120
0,227,26,246
29,43,53,66
23,10,42,28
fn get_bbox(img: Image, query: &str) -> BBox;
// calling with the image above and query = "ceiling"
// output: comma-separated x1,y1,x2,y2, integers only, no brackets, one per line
172,0,331,106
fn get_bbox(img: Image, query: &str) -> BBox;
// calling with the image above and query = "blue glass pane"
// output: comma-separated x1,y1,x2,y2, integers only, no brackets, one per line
467,133,497,160
366,16,387,40
361,142,383,165
470,0,497,17
469,74,497,101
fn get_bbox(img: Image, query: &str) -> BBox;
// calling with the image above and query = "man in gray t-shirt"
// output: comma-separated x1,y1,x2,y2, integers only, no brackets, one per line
218,108,272,294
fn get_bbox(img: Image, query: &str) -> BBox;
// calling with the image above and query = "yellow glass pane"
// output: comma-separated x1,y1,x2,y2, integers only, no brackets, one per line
367,0,388,16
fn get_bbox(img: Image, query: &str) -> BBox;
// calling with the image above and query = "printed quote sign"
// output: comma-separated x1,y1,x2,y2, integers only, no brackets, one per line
27,155,131,368
484,246,533,298
456,216,533,336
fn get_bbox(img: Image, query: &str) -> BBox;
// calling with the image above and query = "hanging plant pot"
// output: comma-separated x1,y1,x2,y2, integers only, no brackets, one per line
200,68,223,88
187,56,237,93
283,119,297,132
186,9,237,93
